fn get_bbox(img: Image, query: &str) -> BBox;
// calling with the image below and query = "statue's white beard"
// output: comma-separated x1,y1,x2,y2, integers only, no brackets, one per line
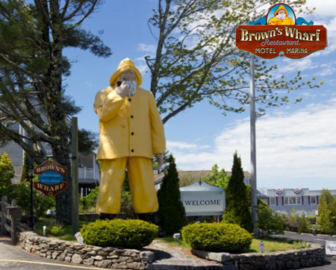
125,80,137,96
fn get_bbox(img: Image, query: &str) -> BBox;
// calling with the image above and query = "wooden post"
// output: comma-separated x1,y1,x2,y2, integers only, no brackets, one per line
10,215,17,245
1,196,7,235
71,117,79,234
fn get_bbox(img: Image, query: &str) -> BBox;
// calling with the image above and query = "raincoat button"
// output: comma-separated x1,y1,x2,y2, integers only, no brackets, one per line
130,115,134,118
131,132,134,135
131,149,134,153
128,98,132,102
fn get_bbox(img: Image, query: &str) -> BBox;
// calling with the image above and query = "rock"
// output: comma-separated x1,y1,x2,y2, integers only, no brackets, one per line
72,254,83,264
101,260,112,268
57,253,65,261
140,251,154,263
107,255,119,259
83,258,94,266
52,251,60,259
127,262,143,269
91,255,104,261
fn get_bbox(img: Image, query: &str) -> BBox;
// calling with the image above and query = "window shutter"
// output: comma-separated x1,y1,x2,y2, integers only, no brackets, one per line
317,196,319,204
267,198,269,205
308,196,310,205
282,197,284,205
276,197,278,206
302,196,304,205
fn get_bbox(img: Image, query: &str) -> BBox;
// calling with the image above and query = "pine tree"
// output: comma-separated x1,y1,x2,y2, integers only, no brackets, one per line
317,189,336,234
0,0,111,224
222,152,253,233
157,155,186,235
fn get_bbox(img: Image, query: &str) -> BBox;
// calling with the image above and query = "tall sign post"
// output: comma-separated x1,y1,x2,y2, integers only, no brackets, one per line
236,3,327,234
71,117,79,234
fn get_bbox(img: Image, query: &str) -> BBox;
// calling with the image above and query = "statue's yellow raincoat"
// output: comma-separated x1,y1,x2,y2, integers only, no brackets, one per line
94,58,166,214
268,5,294,26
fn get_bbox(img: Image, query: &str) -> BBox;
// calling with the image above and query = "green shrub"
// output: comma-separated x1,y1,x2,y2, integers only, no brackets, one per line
45,221,64,236
80,219,158,248
297,212,310,233
182,223,252,253
292,241,310,249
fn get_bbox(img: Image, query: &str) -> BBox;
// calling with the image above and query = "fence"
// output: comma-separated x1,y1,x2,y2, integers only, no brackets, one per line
1,196,22,245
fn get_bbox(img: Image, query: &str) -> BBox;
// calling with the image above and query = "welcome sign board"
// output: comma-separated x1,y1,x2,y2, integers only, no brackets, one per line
236,3,327,59
180,181,225,216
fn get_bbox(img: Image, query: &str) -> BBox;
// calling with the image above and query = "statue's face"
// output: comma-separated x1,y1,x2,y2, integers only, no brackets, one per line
120,71,136,82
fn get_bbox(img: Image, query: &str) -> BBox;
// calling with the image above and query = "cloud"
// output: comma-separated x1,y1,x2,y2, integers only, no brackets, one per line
167,141,210,151
170,99,336,189
137,43,157,54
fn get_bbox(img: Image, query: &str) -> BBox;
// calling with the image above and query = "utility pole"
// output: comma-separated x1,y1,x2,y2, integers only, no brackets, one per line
71,117,79,234
250,54,259,236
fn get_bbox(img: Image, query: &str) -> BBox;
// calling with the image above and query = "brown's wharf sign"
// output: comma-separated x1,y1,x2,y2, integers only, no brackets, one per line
34,159,67,175
235,3,327,59
33,159,68,197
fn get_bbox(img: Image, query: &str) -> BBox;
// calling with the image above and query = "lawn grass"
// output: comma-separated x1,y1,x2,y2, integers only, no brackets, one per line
246,238,302,253
35,217,91,242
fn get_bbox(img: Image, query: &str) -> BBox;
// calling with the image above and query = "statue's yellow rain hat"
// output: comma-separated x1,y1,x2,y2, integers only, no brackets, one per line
274,5,288,16
109,58,142,87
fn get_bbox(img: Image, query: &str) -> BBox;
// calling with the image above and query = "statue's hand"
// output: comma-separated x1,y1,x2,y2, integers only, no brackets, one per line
155,154,164,170
115,81,130,98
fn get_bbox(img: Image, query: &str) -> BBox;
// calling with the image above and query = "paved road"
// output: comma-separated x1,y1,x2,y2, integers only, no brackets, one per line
1,232,336,269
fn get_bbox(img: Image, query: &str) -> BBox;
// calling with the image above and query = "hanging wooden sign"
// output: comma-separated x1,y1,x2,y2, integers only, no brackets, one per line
33,159,68,197
235,3,327,59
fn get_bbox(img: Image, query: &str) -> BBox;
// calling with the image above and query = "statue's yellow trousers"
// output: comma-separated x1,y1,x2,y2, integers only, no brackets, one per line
96,157,159,214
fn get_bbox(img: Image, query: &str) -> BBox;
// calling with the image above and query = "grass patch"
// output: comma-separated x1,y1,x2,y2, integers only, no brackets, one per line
245,238,309,253
155,236,191,248
35,217,91,242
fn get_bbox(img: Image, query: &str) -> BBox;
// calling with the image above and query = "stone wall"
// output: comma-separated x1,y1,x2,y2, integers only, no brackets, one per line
19,231,154,269
192,244,325,270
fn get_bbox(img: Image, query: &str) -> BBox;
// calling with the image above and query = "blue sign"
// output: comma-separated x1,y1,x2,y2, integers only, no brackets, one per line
38,171,63,185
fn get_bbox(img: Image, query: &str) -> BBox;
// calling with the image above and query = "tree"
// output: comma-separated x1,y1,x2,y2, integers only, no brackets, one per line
0,151,14,199
256,199,284,238
317,189,336,234
157,154,186,235
201,164,230,191
146,0,321,124
0,0,111,224
12,181,55,220
222,152,253,232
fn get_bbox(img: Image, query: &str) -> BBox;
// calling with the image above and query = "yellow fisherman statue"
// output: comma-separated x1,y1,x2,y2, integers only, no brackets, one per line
94,58,166,217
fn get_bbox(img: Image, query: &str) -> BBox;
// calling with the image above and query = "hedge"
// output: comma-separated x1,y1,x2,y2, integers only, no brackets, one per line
182,223,252,252
80,219,158,249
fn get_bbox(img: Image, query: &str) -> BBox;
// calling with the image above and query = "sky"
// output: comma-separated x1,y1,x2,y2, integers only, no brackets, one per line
63,0,336,190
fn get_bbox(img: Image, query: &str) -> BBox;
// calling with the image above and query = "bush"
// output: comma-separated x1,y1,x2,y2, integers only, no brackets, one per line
182,223,252,253
80,219,158,248
297,212,310,233
45,221,64,236
256,202,284,238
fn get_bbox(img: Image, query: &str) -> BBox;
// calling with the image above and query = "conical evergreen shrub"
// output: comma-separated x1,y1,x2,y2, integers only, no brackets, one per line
222,152,253,233
157,155,186,235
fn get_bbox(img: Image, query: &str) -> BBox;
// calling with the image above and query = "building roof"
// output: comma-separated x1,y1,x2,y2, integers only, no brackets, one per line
180,181,224,192
177,170,251,179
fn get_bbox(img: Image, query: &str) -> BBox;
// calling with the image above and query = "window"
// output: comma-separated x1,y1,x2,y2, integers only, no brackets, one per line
310,196,317,204
269,197,276,206
284,196,301,205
